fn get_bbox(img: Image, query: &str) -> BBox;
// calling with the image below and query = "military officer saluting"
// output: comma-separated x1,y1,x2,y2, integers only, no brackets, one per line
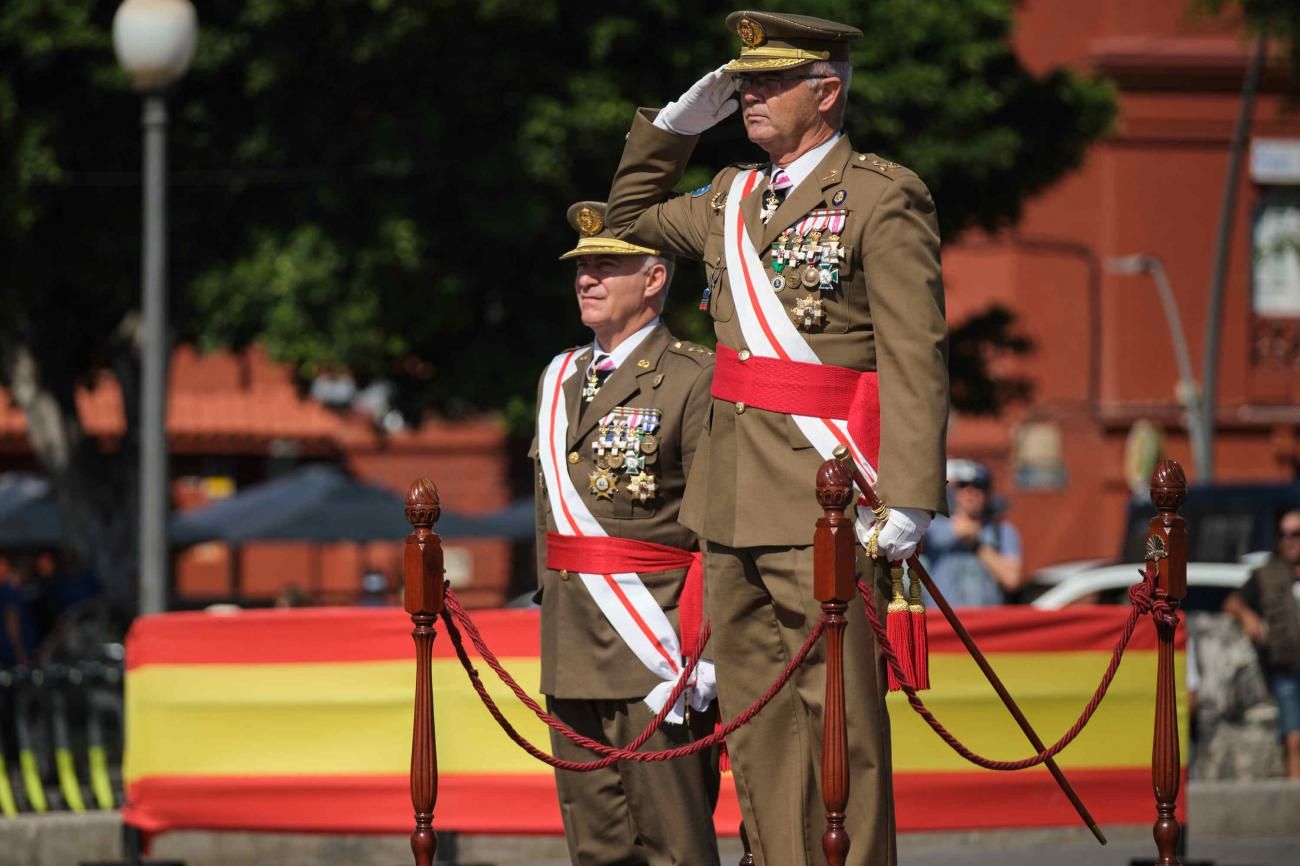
605,11,949,866
532,201,720,866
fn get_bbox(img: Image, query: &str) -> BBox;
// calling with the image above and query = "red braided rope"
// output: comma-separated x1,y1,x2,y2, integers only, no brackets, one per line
857,567,1176,771
440,588,826,770
443,589,707,757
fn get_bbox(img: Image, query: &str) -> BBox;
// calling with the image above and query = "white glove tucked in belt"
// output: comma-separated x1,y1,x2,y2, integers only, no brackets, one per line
652,65,739,136
871,506,931,563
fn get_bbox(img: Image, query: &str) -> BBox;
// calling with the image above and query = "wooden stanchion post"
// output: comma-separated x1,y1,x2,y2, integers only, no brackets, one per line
1146,461,1187,866
404,478,445,866
814,456,857,866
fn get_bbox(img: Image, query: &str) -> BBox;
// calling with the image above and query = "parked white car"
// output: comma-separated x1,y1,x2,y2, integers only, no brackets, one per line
1029,552,1269,610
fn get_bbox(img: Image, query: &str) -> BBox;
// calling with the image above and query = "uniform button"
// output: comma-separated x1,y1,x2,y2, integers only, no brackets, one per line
560,570,570,581
568,452,581,464
735,402,746,414
738,349,751,361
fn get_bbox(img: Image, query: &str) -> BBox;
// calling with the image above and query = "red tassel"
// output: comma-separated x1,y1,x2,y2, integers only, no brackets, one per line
715,718,730,773
885,565,914,691
908,571,930,691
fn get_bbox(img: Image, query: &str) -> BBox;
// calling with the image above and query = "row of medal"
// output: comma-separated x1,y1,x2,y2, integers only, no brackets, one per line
587,407,662,504
771,209,847,294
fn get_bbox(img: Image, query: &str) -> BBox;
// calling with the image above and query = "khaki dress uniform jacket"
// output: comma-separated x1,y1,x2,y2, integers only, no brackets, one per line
607,110,948,540
604,110,950,866
532,322,720,866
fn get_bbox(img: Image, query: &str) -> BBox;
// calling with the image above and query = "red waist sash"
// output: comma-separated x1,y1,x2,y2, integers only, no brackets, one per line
710,343,882,465
545,533,705,657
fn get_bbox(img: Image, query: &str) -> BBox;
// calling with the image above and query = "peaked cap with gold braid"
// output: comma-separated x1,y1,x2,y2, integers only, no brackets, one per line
558,201,660,260
723,10,862,72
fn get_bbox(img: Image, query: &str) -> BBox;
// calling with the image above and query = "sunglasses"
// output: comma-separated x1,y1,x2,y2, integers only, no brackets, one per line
1281,529,1300,540
953,481,988,491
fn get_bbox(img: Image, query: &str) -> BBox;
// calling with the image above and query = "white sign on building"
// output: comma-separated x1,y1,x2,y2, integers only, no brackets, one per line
1252,138,1300,185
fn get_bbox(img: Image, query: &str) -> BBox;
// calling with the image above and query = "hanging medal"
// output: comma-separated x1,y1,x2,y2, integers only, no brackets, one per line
819,260,835,291
626,471,658,504
588,467,618,500
823,232,843,289
581,366,601,401
801,264,820,288
761,186,780,223
699,268,721,312
772,231,789,273
806,230,822,265
792,295,825,330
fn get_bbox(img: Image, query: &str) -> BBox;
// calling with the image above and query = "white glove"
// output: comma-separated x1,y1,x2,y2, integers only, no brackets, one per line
653,65,740,136
872,506,931,563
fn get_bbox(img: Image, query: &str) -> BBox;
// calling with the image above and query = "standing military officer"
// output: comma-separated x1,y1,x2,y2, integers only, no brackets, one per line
533,201,720,866
604,11,949,866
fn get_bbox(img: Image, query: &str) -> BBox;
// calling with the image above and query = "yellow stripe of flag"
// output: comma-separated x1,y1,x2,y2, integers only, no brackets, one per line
125,650,1183,782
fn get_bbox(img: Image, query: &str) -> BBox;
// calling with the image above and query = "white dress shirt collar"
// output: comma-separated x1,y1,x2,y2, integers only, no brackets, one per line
771,132,843,191
593,317,660,369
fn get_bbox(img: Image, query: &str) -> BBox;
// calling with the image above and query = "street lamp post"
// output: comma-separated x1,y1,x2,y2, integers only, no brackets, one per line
113,0,197,616
1106,254,1211,482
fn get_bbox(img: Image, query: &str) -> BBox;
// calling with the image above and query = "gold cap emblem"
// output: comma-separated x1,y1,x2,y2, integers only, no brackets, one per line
737,17,765,48
575,206,603,237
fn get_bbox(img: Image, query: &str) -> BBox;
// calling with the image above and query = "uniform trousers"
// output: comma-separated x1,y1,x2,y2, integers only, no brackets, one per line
704,543,896,866
548,695,721,866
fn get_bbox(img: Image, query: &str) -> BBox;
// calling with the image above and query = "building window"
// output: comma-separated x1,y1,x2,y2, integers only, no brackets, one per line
1253,186,1300,318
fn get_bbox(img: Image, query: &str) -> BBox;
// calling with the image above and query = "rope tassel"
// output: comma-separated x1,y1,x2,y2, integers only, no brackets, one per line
885,564,914,691
907,569,930,691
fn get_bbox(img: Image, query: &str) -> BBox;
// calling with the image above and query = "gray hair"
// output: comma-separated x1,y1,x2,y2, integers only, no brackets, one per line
642,254,675,302
805,60,852,124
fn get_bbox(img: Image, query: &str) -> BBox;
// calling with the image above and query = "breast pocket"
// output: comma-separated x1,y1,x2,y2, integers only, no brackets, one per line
608,447,661,520
817,243,856,335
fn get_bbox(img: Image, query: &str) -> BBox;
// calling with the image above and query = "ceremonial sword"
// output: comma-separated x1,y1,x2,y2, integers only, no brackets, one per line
832,445,1107,845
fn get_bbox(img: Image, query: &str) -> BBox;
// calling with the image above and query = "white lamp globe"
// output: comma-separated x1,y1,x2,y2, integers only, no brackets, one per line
112,0,198,92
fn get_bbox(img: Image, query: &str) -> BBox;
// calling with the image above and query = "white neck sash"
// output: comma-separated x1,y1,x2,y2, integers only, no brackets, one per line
537,350,714,720
723,169,881,540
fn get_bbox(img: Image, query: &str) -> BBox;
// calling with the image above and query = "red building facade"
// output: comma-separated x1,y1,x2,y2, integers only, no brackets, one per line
945,0,1300,574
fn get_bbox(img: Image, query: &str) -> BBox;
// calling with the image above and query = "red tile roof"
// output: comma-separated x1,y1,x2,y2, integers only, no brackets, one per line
0,346,504,456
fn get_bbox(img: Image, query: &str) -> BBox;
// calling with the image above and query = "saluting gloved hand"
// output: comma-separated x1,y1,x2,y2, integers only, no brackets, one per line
873,506,932,563
653,65,740,136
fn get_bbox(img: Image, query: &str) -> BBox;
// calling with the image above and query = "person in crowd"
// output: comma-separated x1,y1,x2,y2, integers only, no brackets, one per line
603,10,949,865
0,554,35,667
1223,507,1300,779
922,459,1024,607
531,200,719,865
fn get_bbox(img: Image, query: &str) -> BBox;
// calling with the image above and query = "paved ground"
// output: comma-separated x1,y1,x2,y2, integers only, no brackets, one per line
4,780,1298,866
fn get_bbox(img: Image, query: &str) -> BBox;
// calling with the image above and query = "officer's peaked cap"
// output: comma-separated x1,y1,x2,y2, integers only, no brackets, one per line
724,10,862,72
559,201,661,261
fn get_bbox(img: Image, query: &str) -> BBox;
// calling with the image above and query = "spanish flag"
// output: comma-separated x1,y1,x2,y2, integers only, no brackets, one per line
123,605,1184,836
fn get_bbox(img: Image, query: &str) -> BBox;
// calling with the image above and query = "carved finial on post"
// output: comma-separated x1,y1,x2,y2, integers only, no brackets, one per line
404,478,443,866
814,455,854,866
1145,460,1186,866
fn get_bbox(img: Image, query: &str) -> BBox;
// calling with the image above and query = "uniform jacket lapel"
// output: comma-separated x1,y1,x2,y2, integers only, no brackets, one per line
568,324,671,449
759,136,853,252
740,172,769,251
564,348,590,444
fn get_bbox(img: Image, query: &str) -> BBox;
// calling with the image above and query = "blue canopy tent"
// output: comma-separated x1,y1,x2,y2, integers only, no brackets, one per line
168,464,493,603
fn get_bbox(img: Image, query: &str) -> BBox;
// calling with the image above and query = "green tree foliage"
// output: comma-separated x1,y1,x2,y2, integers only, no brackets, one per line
1,0,1113,603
